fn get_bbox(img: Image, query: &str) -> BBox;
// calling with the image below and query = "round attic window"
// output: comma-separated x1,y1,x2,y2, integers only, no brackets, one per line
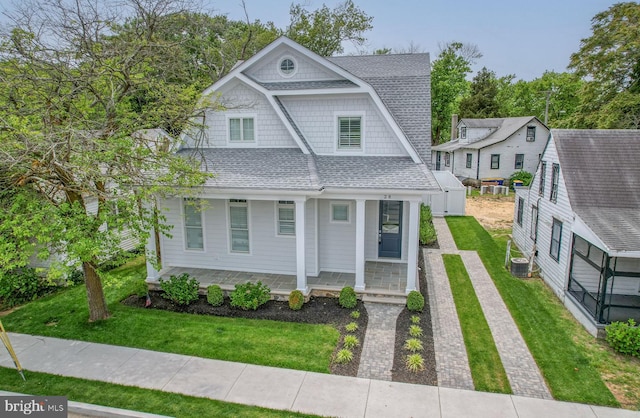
279,57,296,76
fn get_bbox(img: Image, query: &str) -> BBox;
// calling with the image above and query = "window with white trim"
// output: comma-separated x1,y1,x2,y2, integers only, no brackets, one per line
229,117,254,142
277,201,295,236
229,199,249,252
183,198,204,250
337,116,362,150
331,203,350,222
516,197,524,226
466,153,472,168
444,153,451,167
515,154,524,170
490,154,500,169
526,126,536,141
460,126,467,139
550,163,559,203
538,161,547,196
280,58,295,75
550,218,563,261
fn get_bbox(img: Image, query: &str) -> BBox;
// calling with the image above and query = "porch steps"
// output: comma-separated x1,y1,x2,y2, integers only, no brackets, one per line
362,293,407,305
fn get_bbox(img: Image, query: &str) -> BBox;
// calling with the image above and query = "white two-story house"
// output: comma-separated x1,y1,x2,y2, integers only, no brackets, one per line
144,37,440,298
432,116,548,182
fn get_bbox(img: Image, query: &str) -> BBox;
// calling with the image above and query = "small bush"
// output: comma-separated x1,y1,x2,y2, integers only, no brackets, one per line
229,281,271,311
335,348,353,364
509,170,533,187
206,285,224,307
404,338,424,352
410,315,421,324
134,280,149,298
407,290,425,312
339,286,357,309
606,319,640,357
159,273,199,306
406,354,425,372
343,335,360,349
67,270,84,286
288,290,304,311
350,310,360,319
345,322,358,332
0,267,54,308
419,204,437,245
409,325,423,337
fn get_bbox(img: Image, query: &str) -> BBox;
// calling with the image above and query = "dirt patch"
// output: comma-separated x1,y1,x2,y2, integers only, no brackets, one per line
465,194,515,230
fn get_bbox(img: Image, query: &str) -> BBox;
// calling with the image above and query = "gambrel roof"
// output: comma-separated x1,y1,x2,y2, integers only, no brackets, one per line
552,129,640,253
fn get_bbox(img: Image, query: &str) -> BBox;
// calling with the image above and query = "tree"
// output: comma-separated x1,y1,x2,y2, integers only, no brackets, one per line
0,0,211,321
568,2,640,128
286,0,373,56
459,67,500,118
430,42,480,144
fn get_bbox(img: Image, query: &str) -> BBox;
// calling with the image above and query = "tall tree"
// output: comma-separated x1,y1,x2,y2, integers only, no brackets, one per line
0,0,211,321
430,42,480,144
286,0,373,56
568,2,640,128
458,67,500,118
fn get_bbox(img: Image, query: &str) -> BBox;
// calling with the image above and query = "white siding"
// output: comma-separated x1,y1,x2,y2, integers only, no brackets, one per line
453,149,477,179
318,199,356,272
281,96,407,156
247,50,339,82
460,126,495,143
185,82,298,148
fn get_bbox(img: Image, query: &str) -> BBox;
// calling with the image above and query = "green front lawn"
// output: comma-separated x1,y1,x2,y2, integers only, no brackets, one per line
0,367,317,418
1,257,338,373
443,254,511,393
446,216,618,406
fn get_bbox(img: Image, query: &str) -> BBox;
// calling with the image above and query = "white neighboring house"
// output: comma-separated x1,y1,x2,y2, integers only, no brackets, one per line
512,129,640,337
431,116,548,181
145,37,440,297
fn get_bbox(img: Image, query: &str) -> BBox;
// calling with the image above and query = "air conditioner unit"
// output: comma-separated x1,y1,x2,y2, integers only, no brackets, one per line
526,136,535,142
510,257,529,278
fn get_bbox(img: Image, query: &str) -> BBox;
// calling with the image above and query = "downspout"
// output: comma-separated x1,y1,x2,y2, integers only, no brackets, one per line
476,150,481,180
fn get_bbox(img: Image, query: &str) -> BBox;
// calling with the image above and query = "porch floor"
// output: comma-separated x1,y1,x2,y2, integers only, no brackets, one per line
156,261,408,294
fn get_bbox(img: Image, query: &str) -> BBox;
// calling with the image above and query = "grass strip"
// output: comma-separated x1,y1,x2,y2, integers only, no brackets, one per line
0,366,317,418
442,254,511,393
2,257,338,373
446,216,618,406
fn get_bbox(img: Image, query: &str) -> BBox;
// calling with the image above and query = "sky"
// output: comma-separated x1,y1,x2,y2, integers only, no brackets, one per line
211,0,619,81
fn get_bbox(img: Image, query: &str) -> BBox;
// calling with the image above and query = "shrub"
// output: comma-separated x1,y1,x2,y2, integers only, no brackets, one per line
134,280,149,298
229,281,271,311
407,290,425,312
335,348,353,364
345,322,358,332
419,204,437,245
406,354,425,372
288,290,304,311
509,170,533,187
339,286,357,309
409,325,423,337
159,273,199,306
350,310,360,319
343,335,360,349
606,319,640,357
410,315,421,324
67,270,84,286
404,338,424,352
0,268,54,308
206,285,224,307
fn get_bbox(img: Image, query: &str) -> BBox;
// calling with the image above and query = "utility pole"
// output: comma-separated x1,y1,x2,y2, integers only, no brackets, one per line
541,89,553,125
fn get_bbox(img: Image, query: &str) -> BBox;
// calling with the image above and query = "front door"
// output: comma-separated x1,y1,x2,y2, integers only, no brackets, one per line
378,201,403,258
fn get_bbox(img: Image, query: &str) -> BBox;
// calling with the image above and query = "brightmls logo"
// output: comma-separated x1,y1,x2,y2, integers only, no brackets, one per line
1,396,66,417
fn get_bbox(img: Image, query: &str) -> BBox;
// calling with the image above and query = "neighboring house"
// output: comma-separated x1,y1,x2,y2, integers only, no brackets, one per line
145,37,440,296
431,116,548,181
512,129,640,337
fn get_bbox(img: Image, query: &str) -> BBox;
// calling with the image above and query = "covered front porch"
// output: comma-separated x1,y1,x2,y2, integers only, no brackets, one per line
151,261,409,300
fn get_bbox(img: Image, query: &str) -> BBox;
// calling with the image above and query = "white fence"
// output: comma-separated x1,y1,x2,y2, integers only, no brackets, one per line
424,171,466,216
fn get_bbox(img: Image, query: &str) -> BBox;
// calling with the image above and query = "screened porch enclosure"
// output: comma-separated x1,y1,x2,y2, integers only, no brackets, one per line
567,234,640,324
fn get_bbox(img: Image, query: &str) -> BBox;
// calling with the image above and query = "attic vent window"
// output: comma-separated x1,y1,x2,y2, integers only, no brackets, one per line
279,57,296,76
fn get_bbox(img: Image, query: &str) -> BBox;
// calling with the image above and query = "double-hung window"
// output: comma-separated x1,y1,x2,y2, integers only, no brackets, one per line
229,117,255,142
526,126,536,141
460,126,467,139
183,198,204,250
277,201,295,236
466,153,472,168
229,199,249,252
338,116,362,150
444,153,451,167
550,163,560,203
490,154,500,169
514,154,524,170
550,218,563,261
538,161,546,196
516,197,524,226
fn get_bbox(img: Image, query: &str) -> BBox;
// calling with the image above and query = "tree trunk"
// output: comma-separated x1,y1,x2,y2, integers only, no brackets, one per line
83,261,110,321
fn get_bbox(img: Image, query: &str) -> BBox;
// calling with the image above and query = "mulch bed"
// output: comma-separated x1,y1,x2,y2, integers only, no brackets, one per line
391,247,438,385
122,292,367,377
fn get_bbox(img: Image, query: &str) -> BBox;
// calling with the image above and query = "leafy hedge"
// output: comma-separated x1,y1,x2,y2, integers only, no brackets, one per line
419,204,437,245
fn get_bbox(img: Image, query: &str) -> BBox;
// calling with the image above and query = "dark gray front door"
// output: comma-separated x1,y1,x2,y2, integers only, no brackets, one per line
378,201,403,258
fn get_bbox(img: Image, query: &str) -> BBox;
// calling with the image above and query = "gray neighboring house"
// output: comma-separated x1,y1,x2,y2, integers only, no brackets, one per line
512,129,640,336
432,116,548,181
145,37,440,297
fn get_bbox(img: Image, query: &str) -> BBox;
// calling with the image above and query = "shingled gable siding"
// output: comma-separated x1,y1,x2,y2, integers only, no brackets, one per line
160,197,322,275
194,83,297,148
281,96,407,155
248,51,338,82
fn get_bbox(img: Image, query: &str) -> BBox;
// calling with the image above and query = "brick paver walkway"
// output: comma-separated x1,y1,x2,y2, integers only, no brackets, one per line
357,303,403,381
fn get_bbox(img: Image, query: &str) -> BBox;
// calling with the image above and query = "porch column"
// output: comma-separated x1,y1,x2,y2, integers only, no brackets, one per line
405,199,421,293
295,198,308,293
145,224,159,281
355,199,366,292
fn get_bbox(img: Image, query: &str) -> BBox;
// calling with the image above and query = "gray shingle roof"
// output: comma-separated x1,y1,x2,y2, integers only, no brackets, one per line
328,54,432,165
552,129,640,252
257,79,357,90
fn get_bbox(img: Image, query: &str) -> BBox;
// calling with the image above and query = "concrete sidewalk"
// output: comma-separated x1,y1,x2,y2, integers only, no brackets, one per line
1,333,638,418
